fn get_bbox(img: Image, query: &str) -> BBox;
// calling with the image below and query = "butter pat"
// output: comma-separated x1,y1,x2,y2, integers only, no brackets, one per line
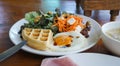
67,18,76,25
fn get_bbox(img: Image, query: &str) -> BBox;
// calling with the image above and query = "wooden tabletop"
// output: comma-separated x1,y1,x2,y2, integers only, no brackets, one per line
0,0,119,66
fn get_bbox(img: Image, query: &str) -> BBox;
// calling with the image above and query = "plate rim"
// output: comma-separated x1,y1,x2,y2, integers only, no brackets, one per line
60,53,120,66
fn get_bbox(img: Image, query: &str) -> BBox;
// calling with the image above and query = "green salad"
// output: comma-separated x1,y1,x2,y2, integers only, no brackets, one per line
19,8,63,36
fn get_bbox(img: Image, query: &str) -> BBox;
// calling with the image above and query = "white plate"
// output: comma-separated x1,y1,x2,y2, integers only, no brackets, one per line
64,53,120,66
9,15,101,56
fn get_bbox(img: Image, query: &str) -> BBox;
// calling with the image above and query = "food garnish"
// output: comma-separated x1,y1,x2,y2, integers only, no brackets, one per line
53,14,84,32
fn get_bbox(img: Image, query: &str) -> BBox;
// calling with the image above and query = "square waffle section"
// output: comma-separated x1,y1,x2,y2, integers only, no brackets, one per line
22,28,53,50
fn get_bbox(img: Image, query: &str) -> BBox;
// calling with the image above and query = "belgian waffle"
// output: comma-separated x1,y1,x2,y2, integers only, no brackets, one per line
22,28,53,50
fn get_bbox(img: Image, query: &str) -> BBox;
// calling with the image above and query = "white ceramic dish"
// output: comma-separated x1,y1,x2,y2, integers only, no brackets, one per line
102,21,120,56
62,53,120,66
9,15,101,56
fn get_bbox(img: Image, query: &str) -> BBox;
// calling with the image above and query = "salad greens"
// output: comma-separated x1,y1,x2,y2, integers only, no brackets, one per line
25,11,40,23
19,9,63,35
24,11,53,29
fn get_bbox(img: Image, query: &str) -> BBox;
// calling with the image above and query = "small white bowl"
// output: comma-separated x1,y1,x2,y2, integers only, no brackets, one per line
102,21,120,56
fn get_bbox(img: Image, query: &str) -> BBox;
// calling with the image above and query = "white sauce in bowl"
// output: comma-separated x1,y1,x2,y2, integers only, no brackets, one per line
106,28,120,41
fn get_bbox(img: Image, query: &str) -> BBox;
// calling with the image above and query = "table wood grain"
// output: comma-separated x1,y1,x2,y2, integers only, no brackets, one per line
0,0,120,66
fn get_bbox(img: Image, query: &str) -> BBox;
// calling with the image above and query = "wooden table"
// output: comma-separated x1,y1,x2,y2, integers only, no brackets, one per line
0,0,118,66
75,0,120,21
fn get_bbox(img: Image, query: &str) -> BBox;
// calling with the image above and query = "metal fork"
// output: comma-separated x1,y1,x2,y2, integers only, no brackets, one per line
0,40,26,62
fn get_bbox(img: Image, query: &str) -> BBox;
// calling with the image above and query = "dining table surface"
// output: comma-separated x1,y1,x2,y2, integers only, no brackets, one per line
0,0,120,66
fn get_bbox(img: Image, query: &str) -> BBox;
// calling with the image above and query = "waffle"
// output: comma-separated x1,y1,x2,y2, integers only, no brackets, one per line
22,28,53,50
